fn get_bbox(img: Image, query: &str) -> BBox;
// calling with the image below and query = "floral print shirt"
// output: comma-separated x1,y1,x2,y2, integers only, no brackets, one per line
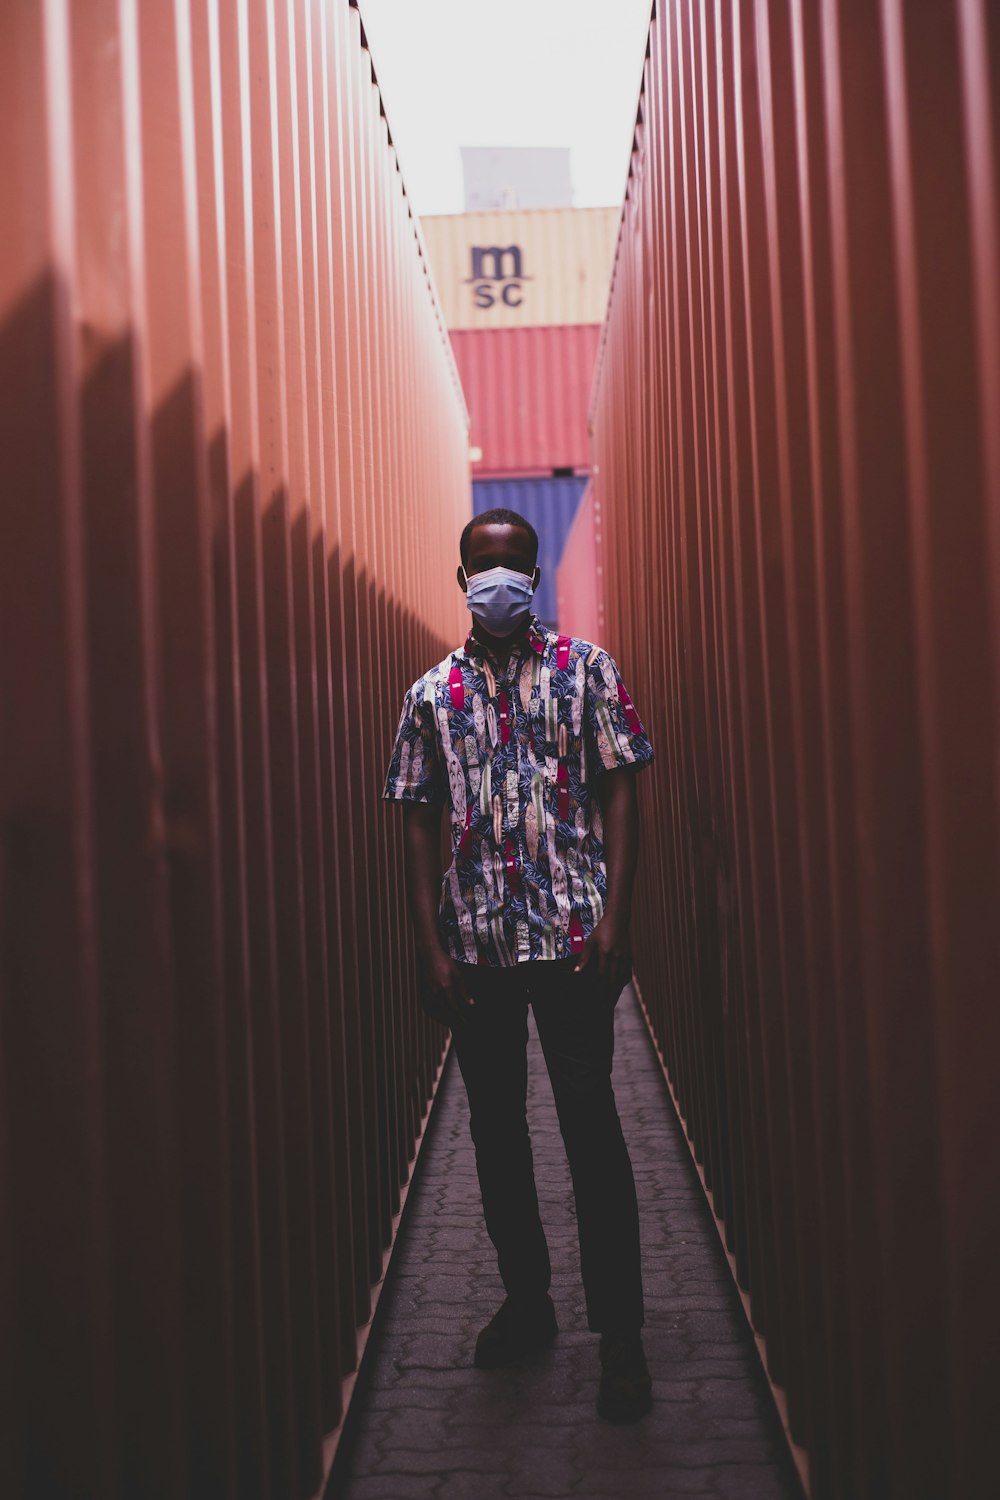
383,614,654,967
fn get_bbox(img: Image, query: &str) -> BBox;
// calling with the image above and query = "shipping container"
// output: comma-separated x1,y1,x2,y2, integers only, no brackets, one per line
591,3,1000,1499
472,476,589,629
453,324,602,477
555,482,603,642
0,3,468,1498
422,206,618,330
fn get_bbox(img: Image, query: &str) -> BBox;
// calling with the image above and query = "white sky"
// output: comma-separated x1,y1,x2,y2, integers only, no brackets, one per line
358,0,654,216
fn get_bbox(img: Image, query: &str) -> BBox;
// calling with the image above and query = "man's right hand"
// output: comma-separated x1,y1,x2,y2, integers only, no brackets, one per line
418,943,475,1026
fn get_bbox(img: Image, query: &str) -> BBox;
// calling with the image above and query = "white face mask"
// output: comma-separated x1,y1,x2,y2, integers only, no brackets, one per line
463,564,536,636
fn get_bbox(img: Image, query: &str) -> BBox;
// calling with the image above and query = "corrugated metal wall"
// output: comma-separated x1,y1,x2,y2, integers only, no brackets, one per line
591,3,1000,1499
452,324,602,477
0,3,468,1498
472,476,589,628
555,482,604,643
421,207,619,330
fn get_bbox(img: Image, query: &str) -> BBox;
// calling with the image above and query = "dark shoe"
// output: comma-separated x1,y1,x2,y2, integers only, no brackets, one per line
597,1333,653,1422
474,1294,558,1369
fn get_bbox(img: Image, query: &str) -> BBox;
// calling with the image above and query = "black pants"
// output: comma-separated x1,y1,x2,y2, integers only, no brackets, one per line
446,957,644,1336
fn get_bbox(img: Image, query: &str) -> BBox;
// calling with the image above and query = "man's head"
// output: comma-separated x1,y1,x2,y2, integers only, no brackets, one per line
458,508,540,587
458,508,541,641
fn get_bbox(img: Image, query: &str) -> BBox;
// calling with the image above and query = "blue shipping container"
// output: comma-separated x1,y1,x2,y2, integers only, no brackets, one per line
472,476,589,631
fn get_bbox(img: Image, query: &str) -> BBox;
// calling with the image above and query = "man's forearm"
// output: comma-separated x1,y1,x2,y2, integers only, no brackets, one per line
599,770,640,925
401,804,446,957
399,803,472,1018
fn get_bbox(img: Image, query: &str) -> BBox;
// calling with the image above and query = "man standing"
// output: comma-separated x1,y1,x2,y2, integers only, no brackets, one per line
383,508,654,1423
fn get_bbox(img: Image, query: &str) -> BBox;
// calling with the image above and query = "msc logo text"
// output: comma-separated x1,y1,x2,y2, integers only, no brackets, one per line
465,245,532,309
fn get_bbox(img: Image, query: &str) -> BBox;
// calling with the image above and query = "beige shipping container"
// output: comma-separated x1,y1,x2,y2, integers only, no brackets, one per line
422,206,619,330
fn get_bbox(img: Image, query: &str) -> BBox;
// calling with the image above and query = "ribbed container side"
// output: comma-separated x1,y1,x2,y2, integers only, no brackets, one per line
555,483,603,642
0,3,467,1498
473,477,589,630
453,325,602,478
422,206,619,330
591,3,1000,1499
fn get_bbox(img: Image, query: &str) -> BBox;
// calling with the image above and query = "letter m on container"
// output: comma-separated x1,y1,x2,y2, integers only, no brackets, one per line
467,244,528,309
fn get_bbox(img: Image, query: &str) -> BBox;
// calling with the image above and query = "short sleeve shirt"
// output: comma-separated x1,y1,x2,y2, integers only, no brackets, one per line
383,614,654,967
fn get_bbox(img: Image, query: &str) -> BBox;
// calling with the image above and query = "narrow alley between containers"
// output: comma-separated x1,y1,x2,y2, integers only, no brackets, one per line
2,3,997,1500
327,988,802,1500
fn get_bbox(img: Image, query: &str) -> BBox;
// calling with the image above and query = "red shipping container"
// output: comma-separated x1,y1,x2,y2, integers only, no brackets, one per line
0,2,468,1496
592,1,1000,1496
450,324,602,478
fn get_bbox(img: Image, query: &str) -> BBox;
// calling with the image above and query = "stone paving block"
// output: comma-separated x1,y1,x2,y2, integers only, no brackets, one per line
585,1469,720,1496
374,1419,456,1455
436,1474,508,1500
395,1333,479,1370
500,1451,584,1497
339,1475,441,1500
712,1463,806,1499
360,1385,446,1413
365,1446,506,1477
670,1310,752,1343
328,990,804,1500
581,1489,715,1500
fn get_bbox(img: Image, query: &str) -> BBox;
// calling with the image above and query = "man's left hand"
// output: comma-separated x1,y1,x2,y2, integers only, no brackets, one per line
574,914,633,996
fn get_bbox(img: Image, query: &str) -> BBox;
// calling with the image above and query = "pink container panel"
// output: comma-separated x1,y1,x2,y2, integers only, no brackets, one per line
451,323,602,478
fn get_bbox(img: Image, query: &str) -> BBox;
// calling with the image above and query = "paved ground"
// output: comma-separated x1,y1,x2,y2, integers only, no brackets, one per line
328,988,805,1500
